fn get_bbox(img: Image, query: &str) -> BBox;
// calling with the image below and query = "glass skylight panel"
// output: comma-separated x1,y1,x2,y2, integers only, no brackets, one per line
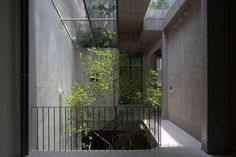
90,20,117,47
52,0,87,20
145,0,175,20
85,0,116,19
64,21,96,47
52,0,117,47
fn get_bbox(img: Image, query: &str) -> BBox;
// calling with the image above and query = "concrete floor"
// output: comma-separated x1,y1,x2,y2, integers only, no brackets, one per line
27,120,235,157
160,120,200,148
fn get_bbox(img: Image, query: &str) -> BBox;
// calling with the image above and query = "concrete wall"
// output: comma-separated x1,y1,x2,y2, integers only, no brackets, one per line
29,0,76,151
0,0,21,156
166,0,206,141
29,0,76,108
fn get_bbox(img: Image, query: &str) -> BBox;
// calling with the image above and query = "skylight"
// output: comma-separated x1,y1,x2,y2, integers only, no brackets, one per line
52,0,117,48
145,0,175,20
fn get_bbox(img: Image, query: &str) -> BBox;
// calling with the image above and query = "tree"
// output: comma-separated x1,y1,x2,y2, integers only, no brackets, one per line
64,48,161,149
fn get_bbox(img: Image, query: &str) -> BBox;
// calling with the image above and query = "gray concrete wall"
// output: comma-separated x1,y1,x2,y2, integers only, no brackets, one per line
29,0,76,151
29,0,76,108
0,0,21,156
166,0,206,141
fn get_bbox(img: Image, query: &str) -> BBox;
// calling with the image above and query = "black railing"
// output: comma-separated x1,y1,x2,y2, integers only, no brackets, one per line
31,105,161,151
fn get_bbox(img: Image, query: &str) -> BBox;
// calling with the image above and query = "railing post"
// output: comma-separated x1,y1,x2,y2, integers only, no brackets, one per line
154,108,156,149
76,107,78,150
36,107,38,150
42,107,44,151
59,107,61,151
64,107,67,150
70,108,73,150
53,107,55,150
48,107,50,151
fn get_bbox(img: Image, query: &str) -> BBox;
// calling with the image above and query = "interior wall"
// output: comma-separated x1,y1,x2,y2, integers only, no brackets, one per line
166,0,206,141
29,0,76,151
143,53,157,71
29,0,76,108
0,0,20,156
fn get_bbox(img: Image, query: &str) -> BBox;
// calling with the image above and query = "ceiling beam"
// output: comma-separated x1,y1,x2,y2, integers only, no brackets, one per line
143,19,164,31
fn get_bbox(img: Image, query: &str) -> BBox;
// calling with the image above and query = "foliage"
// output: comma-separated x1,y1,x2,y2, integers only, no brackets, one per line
75,28,117,48
65,49,162,107
64,82,96,106
75,30,95,47
64,48,162,149
65,48,117,107
150,0,168,9
144,69,162,108
87,0,116,18
75,0,117,48
119,56,143,104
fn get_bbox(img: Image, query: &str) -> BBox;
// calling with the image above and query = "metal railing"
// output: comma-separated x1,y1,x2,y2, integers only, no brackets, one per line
31,105,161,151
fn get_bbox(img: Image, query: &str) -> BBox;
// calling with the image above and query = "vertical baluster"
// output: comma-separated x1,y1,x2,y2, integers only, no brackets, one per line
98,107,101,150
93,107,95,130
148,107,151,148
126,107,128,127
98,108,100,130
59,107,61,151
132,107,134,122
159,106,161,146
81,107,83,151
54,107,55,150
142,107,146,147
76,107,78,150
65,107,67,150
158,107,159,147
87,107,89,130
110,107,112,149
154,109,156,149
36,107,39,150
48,107,50,151
71,108,73,150
110,107,112,123
137,107,139,150
104,107,106,129
42,107,44,151
120,107,123,122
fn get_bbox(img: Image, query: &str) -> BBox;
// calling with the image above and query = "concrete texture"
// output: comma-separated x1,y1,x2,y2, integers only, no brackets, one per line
162,31,169,119
29,0,76,108
164,0,186,26
118,0,149,35
165,0,206,141
0,0,21,157
29,0,76,151
118,0,161,54
161,120,200,148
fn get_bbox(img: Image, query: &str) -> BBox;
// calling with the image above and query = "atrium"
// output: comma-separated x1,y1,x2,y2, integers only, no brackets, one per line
0,0,235,157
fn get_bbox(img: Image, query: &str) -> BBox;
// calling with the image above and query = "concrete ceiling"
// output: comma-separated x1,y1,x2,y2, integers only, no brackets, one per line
118,0,162,55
